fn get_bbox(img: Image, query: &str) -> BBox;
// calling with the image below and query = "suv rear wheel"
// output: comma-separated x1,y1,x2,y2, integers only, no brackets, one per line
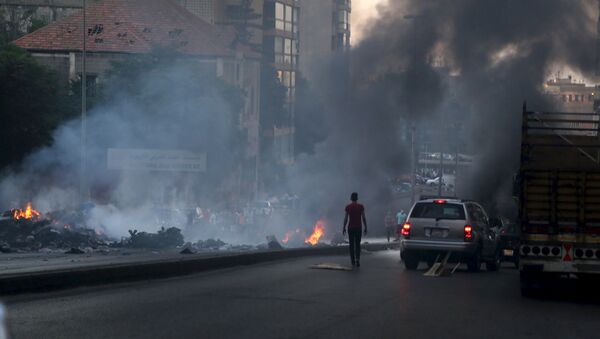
467,251,481,272
486,250,501,272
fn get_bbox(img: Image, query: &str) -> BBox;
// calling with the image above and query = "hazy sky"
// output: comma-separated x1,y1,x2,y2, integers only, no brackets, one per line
351,0,390,44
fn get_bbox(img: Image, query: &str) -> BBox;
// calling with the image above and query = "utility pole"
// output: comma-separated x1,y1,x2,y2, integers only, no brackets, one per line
437,114,444,197
80,0,87,202
410,124,416,205
596,0,600,76
437,148,444,196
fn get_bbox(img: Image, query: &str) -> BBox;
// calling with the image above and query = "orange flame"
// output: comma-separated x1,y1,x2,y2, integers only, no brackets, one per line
282,229,300,244
13,202,41,220
305,221,325,246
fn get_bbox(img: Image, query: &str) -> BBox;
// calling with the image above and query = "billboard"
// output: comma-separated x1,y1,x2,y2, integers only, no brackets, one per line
107,148,207,172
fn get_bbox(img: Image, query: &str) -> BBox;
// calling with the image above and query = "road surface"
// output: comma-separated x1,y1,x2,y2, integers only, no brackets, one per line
4,250,600,339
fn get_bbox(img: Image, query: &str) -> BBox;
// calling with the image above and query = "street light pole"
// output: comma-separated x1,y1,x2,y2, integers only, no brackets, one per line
80,0,87,202
438,114,444,197
410,124,416,205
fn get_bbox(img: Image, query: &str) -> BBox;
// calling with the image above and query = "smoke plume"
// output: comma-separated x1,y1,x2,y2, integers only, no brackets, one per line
289,0,598,227
2,0,598,241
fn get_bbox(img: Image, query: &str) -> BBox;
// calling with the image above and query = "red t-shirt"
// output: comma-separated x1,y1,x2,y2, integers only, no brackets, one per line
345,202,365,229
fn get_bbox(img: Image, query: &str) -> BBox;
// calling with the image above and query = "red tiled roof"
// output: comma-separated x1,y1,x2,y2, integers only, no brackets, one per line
14,0,253,58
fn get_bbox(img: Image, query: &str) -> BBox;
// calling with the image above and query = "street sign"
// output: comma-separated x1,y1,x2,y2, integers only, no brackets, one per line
107,148,207,172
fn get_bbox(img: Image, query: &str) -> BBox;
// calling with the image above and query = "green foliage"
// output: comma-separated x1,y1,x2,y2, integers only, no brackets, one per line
258,65,289,192
225,0,262,52
0,43,77,169
28,17,48,33
259,65,287,128
0,6,38,44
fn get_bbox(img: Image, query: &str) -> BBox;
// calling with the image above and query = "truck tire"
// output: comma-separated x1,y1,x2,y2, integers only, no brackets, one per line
486,251,501,272
520,270,536,297
402,252,419,270
467,251,481,272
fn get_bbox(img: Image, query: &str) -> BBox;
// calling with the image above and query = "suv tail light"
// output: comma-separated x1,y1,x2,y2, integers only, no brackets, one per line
464,225,473,241
401,223,411,238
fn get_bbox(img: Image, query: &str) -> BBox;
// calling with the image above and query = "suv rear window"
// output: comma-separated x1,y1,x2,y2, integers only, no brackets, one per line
410,202,466,220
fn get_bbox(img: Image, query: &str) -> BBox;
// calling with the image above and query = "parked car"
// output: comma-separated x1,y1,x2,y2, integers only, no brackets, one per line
400,198,501,272
415,174,427,185
425,177,441,186
490,216,520,268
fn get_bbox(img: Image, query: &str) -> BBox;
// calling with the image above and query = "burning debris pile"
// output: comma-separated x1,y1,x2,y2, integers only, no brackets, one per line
12,202,40,220
280,220,330,248
0,203,187,252
0,203,110,252
305,221,326,246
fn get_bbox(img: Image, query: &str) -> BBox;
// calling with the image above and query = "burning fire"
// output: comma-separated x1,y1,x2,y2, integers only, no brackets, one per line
12,202,41,220
282,229,300,244
305,220,325,246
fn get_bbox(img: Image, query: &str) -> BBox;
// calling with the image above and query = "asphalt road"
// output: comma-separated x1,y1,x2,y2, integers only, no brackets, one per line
4,250,600,339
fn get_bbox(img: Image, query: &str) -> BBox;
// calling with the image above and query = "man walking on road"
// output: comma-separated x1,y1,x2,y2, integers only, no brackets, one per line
343,192,367,267
396,209,407,241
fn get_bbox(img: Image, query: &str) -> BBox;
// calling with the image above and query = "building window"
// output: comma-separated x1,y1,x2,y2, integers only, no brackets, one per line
275,1,298,33
277,70,296,103
177,0,215,24
562,95,567,102
78,74,98,97
274,37,298,66
333,32,350,49
337,9,349,31
568,94,572,102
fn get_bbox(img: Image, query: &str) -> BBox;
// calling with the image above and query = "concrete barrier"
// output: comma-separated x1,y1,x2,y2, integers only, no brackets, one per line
0,243,398,295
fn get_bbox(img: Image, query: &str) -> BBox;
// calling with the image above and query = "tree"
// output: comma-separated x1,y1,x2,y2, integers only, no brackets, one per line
0,6,39,44
294,75,327,156
259,65,287,128
0,43,77,170
259,65,288,192
225,0,262,52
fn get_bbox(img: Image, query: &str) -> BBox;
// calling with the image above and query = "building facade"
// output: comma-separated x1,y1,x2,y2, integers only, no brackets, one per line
544,75,596,113
297,0,350,82
178,0,351,166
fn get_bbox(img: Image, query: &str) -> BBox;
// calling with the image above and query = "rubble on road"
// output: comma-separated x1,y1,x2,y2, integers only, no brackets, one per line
65,247,85,254
180,247,195,254
194,238,226,250
266,235,283,250
122,227,184,249
0,218,110,252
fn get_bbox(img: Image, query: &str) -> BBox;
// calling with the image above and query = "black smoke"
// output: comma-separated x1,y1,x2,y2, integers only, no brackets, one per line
290,0,597,227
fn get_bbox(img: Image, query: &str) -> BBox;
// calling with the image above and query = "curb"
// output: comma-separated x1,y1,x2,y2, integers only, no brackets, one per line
0,243,398,295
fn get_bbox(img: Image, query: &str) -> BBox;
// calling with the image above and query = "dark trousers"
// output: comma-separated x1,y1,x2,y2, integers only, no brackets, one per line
348,228,362,264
